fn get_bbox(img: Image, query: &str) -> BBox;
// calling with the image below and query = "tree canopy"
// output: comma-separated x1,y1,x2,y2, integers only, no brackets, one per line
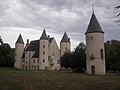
60,40,120,73
105,40,120,72
0,37,15,67
60,42,86,72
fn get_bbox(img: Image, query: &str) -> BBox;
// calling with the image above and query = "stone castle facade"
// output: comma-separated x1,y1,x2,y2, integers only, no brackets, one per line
14,30,70,70
14,11,106,75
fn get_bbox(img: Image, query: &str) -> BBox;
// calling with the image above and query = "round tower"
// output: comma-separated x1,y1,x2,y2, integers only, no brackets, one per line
85,12,106,75
39,29,49,70
14,34,24,69
60,32,71,56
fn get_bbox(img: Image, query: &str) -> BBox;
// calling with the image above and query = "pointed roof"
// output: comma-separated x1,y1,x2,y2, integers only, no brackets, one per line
61,32,70,43
40,29,48,40
85,13,104,34
16,34,24,44
25,40,39,58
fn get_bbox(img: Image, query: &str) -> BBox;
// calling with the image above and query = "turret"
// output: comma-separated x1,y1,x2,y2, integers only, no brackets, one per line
14,34,24,69
85,12,106,75
60,32,71,56
39,29,49,70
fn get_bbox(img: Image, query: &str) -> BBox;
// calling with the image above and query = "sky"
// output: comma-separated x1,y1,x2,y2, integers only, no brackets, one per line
0,0,120,50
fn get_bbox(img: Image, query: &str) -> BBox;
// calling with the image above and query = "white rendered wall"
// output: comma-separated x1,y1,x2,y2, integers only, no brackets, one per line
49,38,60,70
86,33,106,75
30,58,39,70
24,51,35,70
60,42,71,56
14,43,24,69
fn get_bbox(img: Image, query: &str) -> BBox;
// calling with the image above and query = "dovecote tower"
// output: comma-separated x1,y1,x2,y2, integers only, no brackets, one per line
60,32,71,56
14,34,24,69
85,12,106,75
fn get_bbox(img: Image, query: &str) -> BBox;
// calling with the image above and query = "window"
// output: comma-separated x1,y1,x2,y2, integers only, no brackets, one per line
100,49,103,60
37,59,39,63
37,65,39,70
33,59,35,63
43,45,45,48
26,66,27,70
43,59,45,63
65,47,67,51
57,60,60,64
32,65,33,68
43,51,45,55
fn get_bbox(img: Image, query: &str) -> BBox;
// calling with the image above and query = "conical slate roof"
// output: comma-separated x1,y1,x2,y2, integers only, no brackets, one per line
61,32,70,43
16,34,24,44
85,13,104,34
40,29,48,40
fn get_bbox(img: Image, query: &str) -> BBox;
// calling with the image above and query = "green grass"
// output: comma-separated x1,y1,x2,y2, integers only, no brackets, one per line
0,67,120,90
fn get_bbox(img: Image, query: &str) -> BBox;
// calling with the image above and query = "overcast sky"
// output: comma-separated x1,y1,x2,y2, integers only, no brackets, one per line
0,0,120,50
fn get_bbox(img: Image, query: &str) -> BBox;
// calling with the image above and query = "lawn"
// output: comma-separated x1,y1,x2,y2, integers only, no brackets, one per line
0,68,120,90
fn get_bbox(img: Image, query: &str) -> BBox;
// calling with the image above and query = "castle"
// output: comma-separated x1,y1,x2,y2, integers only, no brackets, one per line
14,11,106,75
14,30,70,70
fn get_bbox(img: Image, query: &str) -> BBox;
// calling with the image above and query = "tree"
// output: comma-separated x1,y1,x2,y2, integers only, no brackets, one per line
0,40,15,67
114,5,120,24
60,42,86,72
72,42,86,72
60,52,72,69
105,40,120,72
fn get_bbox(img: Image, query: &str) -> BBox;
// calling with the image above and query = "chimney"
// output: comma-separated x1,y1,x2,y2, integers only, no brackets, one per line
27,39,29,44
48,35,50,38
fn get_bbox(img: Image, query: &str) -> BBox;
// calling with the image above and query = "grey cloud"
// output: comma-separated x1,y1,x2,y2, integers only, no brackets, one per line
0,0,120,49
